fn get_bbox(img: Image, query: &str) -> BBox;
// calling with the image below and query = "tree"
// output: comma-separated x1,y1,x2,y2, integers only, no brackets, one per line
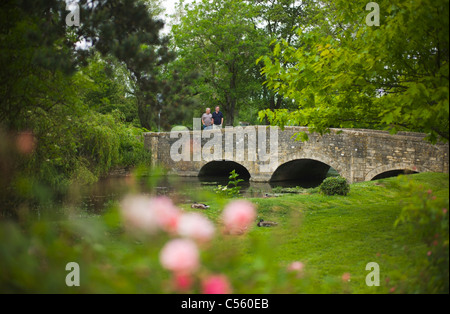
0,0,175,130
172,0,269,126
75,0,176,130
254,0,317,113
76,53,140,124
258,0,449,143
0,0,171,193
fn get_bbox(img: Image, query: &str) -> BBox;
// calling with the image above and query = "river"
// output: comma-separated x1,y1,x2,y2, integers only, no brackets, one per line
67,169,340,214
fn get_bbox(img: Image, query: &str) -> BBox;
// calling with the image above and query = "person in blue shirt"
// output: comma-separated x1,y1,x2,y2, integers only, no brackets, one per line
212,106,224,129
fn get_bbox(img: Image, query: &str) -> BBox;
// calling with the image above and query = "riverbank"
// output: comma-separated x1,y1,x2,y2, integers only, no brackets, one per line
1,172,447,293
180,172,449,293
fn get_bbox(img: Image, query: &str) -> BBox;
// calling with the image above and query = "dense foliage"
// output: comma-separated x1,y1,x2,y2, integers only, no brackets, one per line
171,0,311,126
319,176,351,196
0,0,172,198
395,177,449,293
258,0,449,143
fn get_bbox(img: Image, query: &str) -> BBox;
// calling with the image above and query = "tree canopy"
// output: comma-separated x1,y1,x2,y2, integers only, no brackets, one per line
172,0,271,126
0,0,173,192
258,0,449,143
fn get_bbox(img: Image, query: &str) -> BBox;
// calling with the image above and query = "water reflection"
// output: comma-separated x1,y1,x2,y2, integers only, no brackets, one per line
71,173,329,213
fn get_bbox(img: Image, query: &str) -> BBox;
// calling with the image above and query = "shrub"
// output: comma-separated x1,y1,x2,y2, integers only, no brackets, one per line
394,176,449,293
214,170,244,198
319,176,350,196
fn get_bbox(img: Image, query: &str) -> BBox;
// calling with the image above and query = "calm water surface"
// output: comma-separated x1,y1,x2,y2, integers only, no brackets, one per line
72,174,326,213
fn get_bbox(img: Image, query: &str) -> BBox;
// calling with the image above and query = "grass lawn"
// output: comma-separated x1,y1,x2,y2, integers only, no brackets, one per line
181,172,449,293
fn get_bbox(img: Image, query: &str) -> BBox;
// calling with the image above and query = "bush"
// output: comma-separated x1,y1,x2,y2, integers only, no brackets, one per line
319,177,350,196
394,176,449,293
214,170,244,198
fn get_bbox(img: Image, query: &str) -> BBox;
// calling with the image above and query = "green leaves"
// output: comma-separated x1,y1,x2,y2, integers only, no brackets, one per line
171,0,272,125
215,170,244,198
258,0,449,143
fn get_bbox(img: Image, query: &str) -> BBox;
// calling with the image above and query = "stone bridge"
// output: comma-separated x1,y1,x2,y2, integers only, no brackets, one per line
144,126,449,183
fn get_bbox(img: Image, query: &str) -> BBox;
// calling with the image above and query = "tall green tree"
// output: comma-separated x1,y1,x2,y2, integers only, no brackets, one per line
76,53,139,124
1,0,175,130
75,0,176,130
254,0,317,112
172,0,269,126
259,0,449,143
0,0,171,193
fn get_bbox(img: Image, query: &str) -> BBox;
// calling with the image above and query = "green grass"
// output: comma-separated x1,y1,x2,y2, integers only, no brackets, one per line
181,172,449,293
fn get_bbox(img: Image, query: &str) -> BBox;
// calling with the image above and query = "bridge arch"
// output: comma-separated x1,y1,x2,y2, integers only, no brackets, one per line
198,160,251,181
269,159,333,185
270,153,344,185
365,164,431,181
278,151,346,180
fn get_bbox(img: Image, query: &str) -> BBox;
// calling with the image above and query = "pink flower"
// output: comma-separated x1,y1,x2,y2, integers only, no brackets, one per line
390,287,396,293
427,251,432,256
341,273,351,282
287,261,305,272
222,200,256,235
120,195,159,234
121,195,182,235
151,196,181,233
287,261,305,278
173,273,193,291
160,239,200,274
202,275,232,294
427,189,433,195
177,212,215,242
443,208,448,215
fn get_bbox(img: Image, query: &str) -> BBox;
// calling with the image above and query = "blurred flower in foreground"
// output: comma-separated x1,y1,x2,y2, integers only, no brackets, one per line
160,238,200,274
287,261,305,278
288,261,304,272
341,273,351,282
120,195,159,234
16,131,36,155
151,196,181,234
173,273,193,291
120,195,181,235
177,212,215,243
222,200,256,235
202,275,232,294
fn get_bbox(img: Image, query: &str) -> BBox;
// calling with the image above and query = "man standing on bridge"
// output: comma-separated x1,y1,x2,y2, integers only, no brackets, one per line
212,106,224,129
202,108,213,130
